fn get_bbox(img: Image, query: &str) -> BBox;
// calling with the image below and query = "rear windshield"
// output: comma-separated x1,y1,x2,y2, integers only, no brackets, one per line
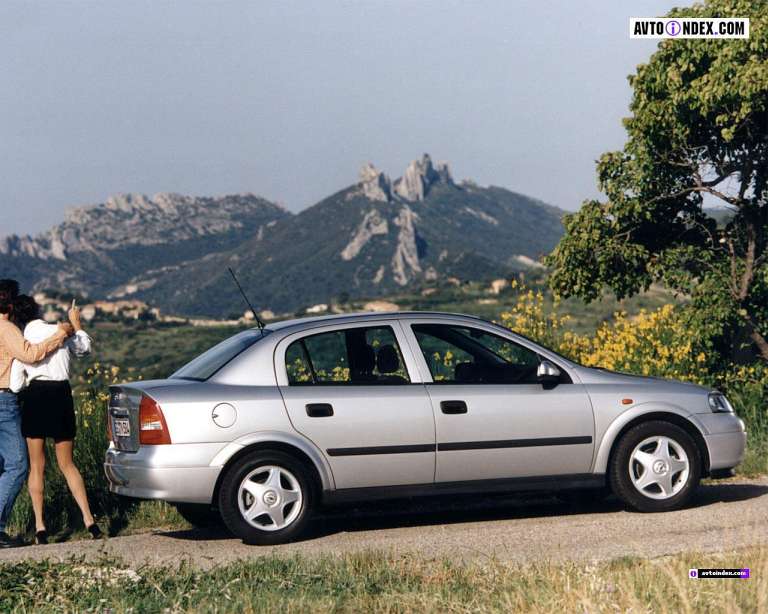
171,329,270,381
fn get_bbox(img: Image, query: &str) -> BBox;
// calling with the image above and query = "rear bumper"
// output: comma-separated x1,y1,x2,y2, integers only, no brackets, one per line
104,444,223,504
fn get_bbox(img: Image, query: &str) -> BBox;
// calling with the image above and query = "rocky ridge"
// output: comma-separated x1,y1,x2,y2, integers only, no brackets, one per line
2,154,565,317
0,192,285,261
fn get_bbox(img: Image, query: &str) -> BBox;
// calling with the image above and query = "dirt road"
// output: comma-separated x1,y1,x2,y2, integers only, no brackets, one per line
2,478,767,569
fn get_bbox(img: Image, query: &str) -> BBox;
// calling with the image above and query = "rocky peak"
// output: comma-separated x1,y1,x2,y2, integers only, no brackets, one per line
358,163,393,202
393,154,453,202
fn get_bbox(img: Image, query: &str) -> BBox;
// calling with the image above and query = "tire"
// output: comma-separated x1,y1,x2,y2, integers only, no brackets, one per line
609,420,701,512
173,503,222,529
218,450,314,545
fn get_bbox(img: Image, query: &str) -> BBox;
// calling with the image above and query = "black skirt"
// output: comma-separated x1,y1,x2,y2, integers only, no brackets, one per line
20,380,76,440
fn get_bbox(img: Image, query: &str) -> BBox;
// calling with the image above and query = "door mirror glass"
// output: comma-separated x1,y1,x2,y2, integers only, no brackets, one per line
537,360,561,388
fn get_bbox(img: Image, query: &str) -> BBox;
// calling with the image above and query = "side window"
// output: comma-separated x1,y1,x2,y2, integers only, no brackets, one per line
285,341,314,384
303,331,350,383
285,326,410,385
412,324,541,385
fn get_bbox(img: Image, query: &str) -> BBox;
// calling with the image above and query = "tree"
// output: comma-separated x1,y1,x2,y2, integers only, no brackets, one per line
547,0,768,363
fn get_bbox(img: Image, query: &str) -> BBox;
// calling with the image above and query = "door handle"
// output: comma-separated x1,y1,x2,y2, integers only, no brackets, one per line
440,400,468,414
306,403,334,417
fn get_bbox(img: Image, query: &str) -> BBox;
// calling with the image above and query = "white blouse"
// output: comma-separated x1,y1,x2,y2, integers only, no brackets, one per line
9,319,92,393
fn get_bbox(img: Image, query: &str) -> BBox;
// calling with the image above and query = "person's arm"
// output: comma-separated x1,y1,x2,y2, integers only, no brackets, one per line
66,304,92,357
0,321,73,363
9,360,27,393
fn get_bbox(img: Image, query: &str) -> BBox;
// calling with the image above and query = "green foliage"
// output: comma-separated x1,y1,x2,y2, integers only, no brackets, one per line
547,0,768,364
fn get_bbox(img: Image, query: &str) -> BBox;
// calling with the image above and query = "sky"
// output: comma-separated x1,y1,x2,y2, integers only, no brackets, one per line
1,0,680,236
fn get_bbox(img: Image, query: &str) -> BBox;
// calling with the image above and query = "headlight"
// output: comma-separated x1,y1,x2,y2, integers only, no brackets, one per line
708,391,734,413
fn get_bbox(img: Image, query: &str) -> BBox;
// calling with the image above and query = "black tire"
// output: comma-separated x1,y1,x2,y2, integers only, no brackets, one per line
609,420,701,512
218,450,314,545
173,503,222,529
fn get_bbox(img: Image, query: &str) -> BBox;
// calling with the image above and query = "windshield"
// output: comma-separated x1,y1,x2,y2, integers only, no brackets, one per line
171,329,270,381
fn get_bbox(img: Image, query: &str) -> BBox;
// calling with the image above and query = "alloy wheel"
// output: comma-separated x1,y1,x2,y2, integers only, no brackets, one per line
629,435,690,500
237,465,303,531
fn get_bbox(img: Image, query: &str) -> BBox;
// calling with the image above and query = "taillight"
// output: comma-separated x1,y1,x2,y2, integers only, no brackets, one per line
107,411,113,443
139,395,171,445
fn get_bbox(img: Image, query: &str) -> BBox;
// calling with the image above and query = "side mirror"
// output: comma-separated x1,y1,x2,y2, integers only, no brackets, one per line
537,360,561,389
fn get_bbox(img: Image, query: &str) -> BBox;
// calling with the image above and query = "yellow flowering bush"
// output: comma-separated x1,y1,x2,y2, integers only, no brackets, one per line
500,285,709,383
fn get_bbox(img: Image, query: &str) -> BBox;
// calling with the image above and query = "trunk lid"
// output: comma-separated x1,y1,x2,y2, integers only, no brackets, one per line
108,379,197,452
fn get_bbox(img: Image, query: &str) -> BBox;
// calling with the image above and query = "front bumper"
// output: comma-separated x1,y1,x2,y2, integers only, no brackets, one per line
104,443,223,504
705,430,747,471
698,413,747,472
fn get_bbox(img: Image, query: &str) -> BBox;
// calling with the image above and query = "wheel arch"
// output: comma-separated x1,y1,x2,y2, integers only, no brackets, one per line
595,409,710,477
209,432,334,506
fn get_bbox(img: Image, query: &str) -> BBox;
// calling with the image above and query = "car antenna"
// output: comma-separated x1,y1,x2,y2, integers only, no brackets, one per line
228,267,265,331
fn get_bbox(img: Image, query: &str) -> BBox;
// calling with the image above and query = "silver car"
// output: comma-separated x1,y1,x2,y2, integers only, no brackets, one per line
104,312,747,544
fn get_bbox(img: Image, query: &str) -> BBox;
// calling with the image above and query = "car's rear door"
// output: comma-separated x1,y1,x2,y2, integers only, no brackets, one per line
401,319,595,483
276,321,436,489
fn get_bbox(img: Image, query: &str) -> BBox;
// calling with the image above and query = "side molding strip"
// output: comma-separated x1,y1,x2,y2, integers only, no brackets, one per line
327,444,435,457
438,436,592,451
327,436,592,457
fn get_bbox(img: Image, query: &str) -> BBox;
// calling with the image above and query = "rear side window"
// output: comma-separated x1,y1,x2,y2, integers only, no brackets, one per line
171,330,269,381
285,326,410,385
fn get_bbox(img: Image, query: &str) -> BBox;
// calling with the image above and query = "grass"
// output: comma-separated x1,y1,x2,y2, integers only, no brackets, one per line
0,547,765,613
739,434,768,476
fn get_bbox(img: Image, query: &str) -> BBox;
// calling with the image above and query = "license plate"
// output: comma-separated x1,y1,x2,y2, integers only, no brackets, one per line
113,418,131,438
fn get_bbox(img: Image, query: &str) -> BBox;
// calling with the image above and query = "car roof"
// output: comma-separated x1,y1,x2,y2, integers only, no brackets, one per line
263,311,491,334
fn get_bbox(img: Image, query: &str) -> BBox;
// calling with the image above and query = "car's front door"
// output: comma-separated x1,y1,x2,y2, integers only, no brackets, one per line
403,320,595,483
276,322,436,489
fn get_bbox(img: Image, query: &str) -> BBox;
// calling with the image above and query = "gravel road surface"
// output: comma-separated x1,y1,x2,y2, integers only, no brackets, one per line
2,478,766,569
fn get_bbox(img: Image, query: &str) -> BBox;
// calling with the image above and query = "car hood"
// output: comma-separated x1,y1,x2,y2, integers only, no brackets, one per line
573,366,709,393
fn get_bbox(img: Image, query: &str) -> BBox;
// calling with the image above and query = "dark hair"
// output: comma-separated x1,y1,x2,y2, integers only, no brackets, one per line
0,279,20,299
12,295,42,329
0,289,13,316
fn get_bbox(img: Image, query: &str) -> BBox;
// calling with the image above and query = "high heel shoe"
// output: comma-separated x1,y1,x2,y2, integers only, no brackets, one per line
86,523,103,539
34,530,48,545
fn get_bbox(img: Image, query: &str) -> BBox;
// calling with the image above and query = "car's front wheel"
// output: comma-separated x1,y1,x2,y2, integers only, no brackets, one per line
610,420,701,512
218,450,314,545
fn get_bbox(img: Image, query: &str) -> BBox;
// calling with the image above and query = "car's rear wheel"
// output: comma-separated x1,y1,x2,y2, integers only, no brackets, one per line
610,420,701,512
173,503,221,529
218,450,314,545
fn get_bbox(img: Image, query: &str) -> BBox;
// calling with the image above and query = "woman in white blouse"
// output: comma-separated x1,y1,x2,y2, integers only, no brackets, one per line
10,296,102,544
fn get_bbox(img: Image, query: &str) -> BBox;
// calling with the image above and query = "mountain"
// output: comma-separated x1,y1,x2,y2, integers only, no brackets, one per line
133,155,565,316
1,155,565,317
0,193,290,298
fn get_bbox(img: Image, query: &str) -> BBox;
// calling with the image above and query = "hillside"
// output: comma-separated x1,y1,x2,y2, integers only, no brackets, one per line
1,155,565,317
0,192,290,298
136,155,565,316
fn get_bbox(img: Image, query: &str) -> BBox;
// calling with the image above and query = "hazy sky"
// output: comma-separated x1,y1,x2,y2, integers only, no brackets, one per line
1,1,679,236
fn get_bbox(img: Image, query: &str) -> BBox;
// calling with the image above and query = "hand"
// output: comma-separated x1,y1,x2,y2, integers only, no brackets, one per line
58,322,75,337
68,305,83,331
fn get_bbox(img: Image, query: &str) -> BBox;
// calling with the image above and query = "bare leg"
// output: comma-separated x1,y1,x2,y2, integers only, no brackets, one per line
54,440,95,528
26,438,46,532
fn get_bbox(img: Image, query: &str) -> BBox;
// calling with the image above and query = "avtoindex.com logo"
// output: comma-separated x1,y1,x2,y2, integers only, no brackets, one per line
689,568,751,579
630,18,749,39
